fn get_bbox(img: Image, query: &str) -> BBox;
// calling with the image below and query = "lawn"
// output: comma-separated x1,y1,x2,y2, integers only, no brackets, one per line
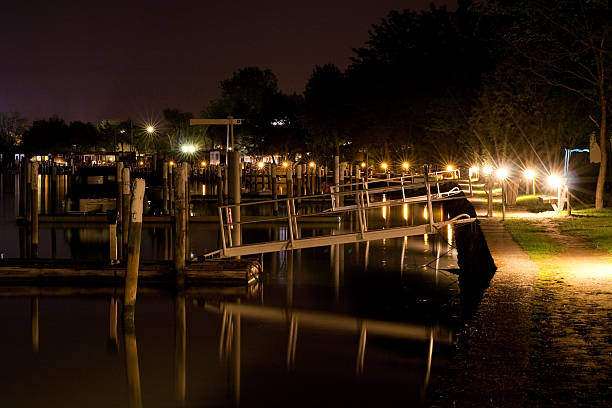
554,208,612,254
503,219,563,258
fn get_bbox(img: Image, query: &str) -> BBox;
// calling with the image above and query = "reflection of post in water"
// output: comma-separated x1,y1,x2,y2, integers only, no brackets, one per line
364,241,370,272
356,323,366,375
287,314,297,371
31,297,39,353
232,307,241,406
424,329,434,391
123,311,143,408
286,250,294,306
175,293,186,407
107,296,118,352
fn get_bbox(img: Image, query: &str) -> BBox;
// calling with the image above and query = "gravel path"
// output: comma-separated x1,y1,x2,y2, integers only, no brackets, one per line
429,217,539,407
429,207,612,407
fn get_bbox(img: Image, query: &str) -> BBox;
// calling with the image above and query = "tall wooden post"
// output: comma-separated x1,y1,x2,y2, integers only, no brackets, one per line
116,162,124,222
229,151,242,251
286,165,293,198
271,164,278,215
424,165,434,231
31,162,39,257
124,178,145,318
297,165,303,197
163,162,169,215
217,165,224,205
50,163,57,215
174,164,187,282
334,156,341,207
26,161,32,224
169,163,175,215
122,168,131,255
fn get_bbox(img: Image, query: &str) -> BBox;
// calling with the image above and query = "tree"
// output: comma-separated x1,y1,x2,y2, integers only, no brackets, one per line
302,64,349,159
204,67,297,157
22,116,70,153
492,0,612,208
0,112,27,148
346,0,495,165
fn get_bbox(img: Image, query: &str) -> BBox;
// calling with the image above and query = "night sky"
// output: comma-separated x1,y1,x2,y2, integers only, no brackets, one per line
1,1,456,124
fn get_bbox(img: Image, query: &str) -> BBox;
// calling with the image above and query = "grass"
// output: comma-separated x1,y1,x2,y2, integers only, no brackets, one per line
503,219,563,258
554,208,612,254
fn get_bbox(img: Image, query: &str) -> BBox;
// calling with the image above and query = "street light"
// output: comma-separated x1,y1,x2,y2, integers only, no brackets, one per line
257,161,265,169
308,161,315,168
524,169,536,195
402,162,410,170
381,162,388,171
496,167,509,180
180,144,196,154
282,161,289,168
200,161,207,167
146,125,155,134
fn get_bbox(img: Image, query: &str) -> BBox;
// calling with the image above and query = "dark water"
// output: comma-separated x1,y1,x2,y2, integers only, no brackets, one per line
0,173,472,407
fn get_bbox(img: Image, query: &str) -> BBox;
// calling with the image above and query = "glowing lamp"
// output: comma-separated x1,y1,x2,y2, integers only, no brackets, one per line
402,162,409,170
257,161,265,169
381,162,388,170
496,167,509,179
169,161,175,166
146,126,155,134
200,161,207,167
361,162,366,168
282,161,288,168
308,161,315,168
524,169,535,179
446,165,454,171
547,174,562,188
139,161,144,166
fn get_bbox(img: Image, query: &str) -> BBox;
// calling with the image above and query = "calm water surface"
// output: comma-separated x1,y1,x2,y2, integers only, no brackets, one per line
0,173,466,407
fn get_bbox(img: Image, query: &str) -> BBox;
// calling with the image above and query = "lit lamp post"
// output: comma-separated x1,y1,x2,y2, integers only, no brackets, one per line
496,167,509,220
524,169,536,196
483,165,493,217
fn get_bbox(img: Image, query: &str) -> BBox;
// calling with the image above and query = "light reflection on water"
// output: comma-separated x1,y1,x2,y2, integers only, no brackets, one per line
0,173,462,407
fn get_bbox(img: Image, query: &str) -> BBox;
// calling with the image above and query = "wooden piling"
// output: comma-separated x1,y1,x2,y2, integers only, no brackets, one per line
334,156,341,207
297,165,303,197
271,164,278,215
286,165,293,198
31,162,39,257
163,162,169,215
229,151,242,249
169,163,175,215
217,165,224,205
124,178,145,317
116,161,124,222
122,167,131,254
174,164,187,281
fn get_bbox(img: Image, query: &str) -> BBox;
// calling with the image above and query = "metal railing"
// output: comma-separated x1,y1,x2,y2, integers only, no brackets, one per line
211,170,473,258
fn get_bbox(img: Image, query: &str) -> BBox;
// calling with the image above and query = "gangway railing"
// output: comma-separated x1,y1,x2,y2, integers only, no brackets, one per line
207,172,475,258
